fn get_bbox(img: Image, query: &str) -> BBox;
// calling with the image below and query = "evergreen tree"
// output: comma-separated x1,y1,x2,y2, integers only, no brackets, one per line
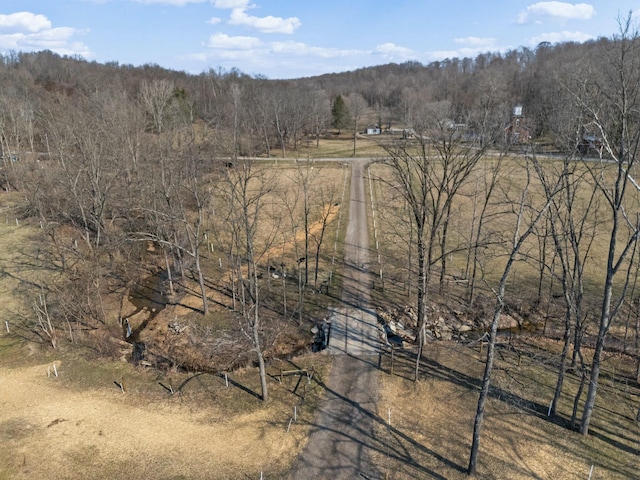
330,94,350,133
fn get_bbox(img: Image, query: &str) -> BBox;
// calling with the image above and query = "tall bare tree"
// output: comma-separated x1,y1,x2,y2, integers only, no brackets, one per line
216,160,279,402
139,79,175,135
536,155,599,419
468,155,563,475
573,15,640,435
381,102,486,380
347,93,367,157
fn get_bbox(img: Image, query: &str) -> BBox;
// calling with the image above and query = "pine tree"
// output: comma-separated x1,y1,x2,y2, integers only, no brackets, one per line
330,94,350,133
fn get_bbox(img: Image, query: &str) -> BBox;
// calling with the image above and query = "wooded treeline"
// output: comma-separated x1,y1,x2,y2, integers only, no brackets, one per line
0,33,630,163
1,20,640,474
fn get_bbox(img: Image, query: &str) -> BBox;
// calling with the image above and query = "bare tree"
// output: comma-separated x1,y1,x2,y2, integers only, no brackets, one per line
465,155,504,305
216,160,280,402
382,102,486,381
312,180,340,290
346,93,368,157
468,155,563,475
139,79,175,135
294,160,313,286
272,89,290,158
573,15,640,435
536,155,599,419
308,88,330,148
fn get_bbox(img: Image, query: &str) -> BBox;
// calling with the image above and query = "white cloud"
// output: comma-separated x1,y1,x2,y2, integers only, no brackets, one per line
270,41,362,58
195,46,269,65
194,38,367,77
0,12,51,32
0,12,91,58
373,43,415,60
454,36,497,48
529,30,594,44
518,2,595,24
206,32,262,49
269,41,315,55
212,0,249,8
228,8,300,34
134,0,208,5
428,46,507,61
0,28,92,57
425,37,501,60
207,17,222,25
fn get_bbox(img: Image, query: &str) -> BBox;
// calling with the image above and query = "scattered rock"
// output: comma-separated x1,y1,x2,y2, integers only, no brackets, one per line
377,304,479,343
168,322,188,334
499,314,520,330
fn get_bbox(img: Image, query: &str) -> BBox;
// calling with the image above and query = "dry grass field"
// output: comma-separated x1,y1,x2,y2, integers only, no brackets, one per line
368,154,640,308
2,141,640,479
366,153,640,479
373,340,639,479
0,175,337,479
0,339,331,480
286,133,388,159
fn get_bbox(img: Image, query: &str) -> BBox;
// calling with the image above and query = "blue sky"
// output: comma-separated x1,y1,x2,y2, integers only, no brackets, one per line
1,1,639,79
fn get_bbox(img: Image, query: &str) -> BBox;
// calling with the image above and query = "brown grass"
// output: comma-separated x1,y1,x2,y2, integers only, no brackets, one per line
374,341,639,479
0,205,38,317
0,342,331,479
291,133,388,159
368,154,640,309
366,152,640,479
3,139,640,479
0,185,335,479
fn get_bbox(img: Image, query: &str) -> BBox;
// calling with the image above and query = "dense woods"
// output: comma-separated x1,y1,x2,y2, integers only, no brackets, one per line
1,20,640,477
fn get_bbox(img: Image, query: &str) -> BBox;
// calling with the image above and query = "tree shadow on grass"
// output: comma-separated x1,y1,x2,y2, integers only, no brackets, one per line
159,371,262,401
289,355,466,479
395,345,640,469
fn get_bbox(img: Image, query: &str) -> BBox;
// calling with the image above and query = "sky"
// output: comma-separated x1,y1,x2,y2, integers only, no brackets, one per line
1,1,639,79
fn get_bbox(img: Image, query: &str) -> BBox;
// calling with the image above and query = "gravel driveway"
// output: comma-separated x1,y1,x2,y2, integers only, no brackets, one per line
288,159,382,479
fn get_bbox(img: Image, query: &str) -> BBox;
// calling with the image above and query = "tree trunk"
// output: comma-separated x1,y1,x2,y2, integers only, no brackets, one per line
580,321,608,434
570,327,580,368
467,174,496,306
195,253,208,315
414,234,428,381
298,260,303,325
570,360,587,429
407,206,413,299
468,155,556,474
468,299,501,475
164,249,174,297
551,309,571,416
254,297,269,402
636,304,640,384
438,203,452,293
537,221,549,304
465,177,479,281
352,128,356,157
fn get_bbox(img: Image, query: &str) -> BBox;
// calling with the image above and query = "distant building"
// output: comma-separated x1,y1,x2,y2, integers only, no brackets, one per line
365,125,381,135
577,133,604,158
504,104,531,144
387,128,415,138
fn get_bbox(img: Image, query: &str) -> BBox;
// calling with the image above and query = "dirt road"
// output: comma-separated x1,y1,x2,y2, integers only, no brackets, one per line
289,159,381,479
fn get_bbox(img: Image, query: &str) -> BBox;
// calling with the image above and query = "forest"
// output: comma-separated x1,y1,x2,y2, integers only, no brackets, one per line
0,17,639,480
